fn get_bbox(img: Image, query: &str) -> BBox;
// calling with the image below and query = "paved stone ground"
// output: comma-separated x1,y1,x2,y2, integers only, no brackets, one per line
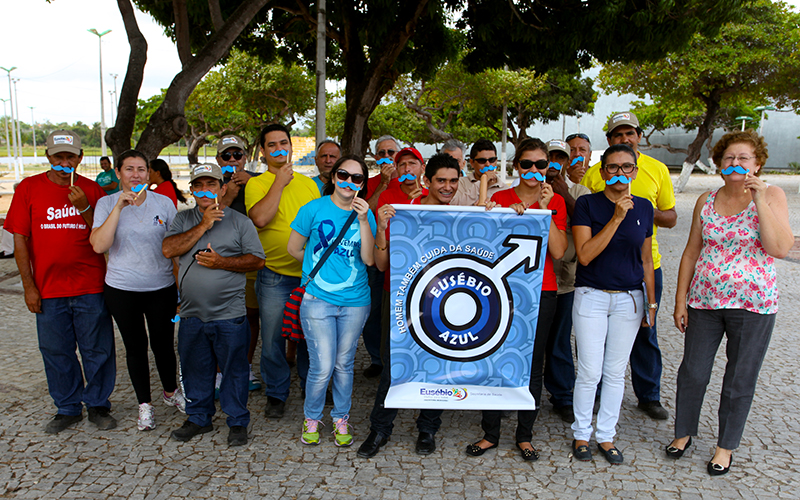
1,174,799,499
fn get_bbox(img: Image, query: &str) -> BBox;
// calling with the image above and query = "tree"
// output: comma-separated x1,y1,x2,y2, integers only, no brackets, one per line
326,99,431,148
106,0,272,161
597,0,800,191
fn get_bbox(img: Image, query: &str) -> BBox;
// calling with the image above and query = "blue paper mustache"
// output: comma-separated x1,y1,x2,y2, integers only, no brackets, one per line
549,161,562,171
336,180,361,191
606,175,632,185
399,174,417,182
479,165,497,173
571,156,584,166
376,157,393,165
52,165,75,173
131,184,147,193
721,165,749,175
194,191,218,199
270,150,288,157
521,171,546,182
171,314,180,323
220,166,236,174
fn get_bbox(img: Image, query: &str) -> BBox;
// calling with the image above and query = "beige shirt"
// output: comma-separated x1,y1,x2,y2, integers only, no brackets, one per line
451,171,509,206
553,183,592,294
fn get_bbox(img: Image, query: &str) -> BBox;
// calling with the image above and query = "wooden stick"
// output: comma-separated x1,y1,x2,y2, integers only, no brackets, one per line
478,175,489,206
134,185,147,200
70,170,74,186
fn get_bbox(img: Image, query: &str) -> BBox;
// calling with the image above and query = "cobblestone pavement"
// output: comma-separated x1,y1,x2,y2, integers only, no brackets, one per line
1,174,799,499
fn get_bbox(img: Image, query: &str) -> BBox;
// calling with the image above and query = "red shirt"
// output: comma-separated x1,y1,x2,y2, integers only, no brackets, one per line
377,182,428,291
4,172,108,299
366,174,383,200
154,181,178,208
490,188,567,292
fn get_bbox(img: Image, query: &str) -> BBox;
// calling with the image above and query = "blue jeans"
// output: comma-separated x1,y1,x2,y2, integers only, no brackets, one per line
255,267,309,401
544,290,576,408
301,295,370,421
36,293,115,416
178,316,250,428
361,266,383,366
630,266,663,403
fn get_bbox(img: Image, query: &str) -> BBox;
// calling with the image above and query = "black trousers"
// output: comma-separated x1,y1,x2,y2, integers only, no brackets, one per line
104,284,179,404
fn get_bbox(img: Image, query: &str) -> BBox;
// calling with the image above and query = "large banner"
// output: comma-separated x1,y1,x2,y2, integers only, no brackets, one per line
385,205,552,410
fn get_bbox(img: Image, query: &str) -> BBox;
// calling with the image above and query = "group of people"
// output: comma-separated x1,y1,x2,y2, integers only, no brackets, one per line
4,111,792,477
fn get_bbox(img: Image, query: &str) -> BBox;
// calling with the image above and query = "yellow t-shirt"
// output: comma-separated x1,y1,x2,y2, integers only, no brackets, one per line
245,170,320,277
580,153,675,269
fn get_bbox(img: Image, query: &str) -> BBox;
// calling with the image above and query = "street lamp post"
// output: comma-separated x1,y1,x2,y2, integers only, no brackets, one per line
109,91,115,124
734,115,753,131
110,73,118,126
0,66,19,174
88,29,111,156
12,78,23,174
1,98,14,178
754,105,776,136
29,106,37,161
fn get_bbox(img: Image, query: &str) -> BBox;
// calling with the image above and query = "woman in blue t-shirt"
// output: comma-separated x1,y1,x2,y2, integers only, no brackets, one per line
287,155,377,447
569,144,657,465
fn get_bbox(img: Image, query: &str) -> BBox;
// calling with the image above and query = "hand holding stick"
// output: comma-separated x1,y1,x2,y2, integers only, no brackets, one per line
478,174,489,206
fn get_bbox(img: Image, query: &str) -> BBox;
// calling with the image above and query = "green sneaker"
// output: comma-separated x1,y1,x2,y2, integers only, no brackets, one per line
301,418,322,445
333,416,353,447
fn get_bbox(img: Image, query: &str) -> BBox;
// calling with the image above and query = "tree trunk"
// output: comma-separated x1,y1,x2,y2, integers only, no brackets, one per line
675,89,721,192
106,0,148,161
339,0,431,155
135,0,271,161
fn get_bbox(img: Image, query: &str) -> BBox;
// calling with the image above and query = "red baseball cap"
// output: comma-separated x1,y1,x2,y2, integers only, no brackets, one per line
394,147,424,165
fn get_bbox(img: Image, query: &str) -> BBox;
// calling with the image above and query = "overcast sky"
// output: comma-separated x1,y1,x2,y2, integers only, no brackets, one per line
2,1,798,128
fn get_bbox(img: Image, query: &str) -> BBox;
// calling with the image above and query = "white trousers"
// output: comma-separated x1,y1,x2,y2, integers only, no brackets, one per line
571,287,643,443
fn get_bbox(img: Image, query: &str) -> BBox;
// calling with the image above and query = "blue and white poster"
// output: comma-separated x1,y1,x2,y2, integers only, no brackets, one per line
385,205,552,410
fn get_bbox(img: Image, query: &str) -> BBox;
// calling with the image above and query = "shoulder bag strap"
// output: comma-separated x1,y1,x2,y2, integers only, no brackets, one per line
303,210,359,286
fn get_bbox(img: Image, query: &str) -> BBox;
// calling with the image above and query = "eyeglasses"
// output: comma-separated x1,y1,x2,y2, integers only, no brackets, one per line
377,149,397,158
604,163,636,174
219,151,245,161
518,159,549,170
722,155,756,163
335,169,365,184
566,133,591,143
472,156,498,165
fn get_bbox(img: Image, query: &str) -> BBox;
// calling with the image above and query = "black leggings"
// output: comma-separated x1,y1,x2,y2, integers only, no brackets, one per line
104,284,178,404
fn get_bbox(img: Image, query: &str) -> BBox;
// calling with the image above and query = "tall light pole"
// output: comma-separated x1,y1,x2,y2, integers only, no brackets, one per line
110,73,118,126
754,105,776,136
735,115,753,131
29,106,37,161
109,91,115,124
314,0,327,147
12,78,23,174
1,98,14,178
88,28,111,156
0,66,19,174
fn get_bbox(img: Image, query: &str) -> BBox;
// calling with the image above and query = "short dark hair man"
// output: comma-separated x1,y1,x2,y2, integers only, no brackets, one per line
580,111,677,420
312,140,342,194
469,139,509,201
96,156,119,194
163,163,265,446
5,130,117,434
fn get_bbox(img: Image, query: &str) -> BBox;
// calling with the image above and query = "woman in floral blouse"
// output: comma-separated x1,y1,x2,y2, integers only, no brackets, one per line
668,130,793,476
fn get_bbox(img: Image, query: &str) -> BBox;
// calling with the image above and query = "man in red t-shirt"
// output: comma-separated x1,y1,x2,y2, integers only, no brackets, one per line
4,130,116,435
366,135,401,212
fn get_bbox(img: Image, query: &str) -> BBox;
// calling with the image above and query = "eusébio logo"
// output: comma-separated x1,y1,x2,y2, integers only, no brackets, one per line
406,235,542,362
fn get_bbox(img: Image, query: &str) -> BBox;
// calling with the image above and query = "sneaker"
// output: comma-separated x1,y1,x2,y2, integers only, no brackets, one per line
333,416,353,447
214,372,222,401
248,367,262,392
171,420,213,442
265,397,286,419
87,406,117,430
44,413,83,434
163,388,187,414
137,403,155,431
228,425,248,447
301,418,323,445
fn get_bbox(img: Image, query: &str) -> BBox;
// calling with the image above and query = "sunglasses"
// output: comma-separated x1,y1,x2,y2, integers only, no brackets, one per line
566,133,591,143
472,156,498,165
219,151,245,161
519,159,549,170
335,169,366,184
377,149,397,158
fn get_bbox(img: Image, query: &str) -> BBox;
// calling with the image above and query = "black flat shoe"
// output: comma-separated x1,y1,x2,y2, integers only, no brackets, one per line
516,443,539,462
708,455,732,476
597,443,624,465
666,437,692,459
572,440,592,461
466,441,498,457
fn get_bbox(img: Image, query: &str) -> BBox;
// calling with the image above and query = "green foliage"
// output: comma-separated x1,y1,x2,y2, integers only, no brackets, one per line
789,162,800,174
327,100,431,146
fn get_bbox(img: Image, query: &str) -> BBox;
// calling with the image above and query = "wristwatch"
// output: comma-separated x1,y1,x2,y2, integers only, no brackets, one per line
648,303,658,310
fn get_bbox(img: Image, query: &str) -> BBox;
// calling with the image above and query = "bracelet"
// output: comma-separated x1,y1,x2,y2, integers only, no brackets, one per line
374,243,387,251
78,205,90,214
648,303,658,310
